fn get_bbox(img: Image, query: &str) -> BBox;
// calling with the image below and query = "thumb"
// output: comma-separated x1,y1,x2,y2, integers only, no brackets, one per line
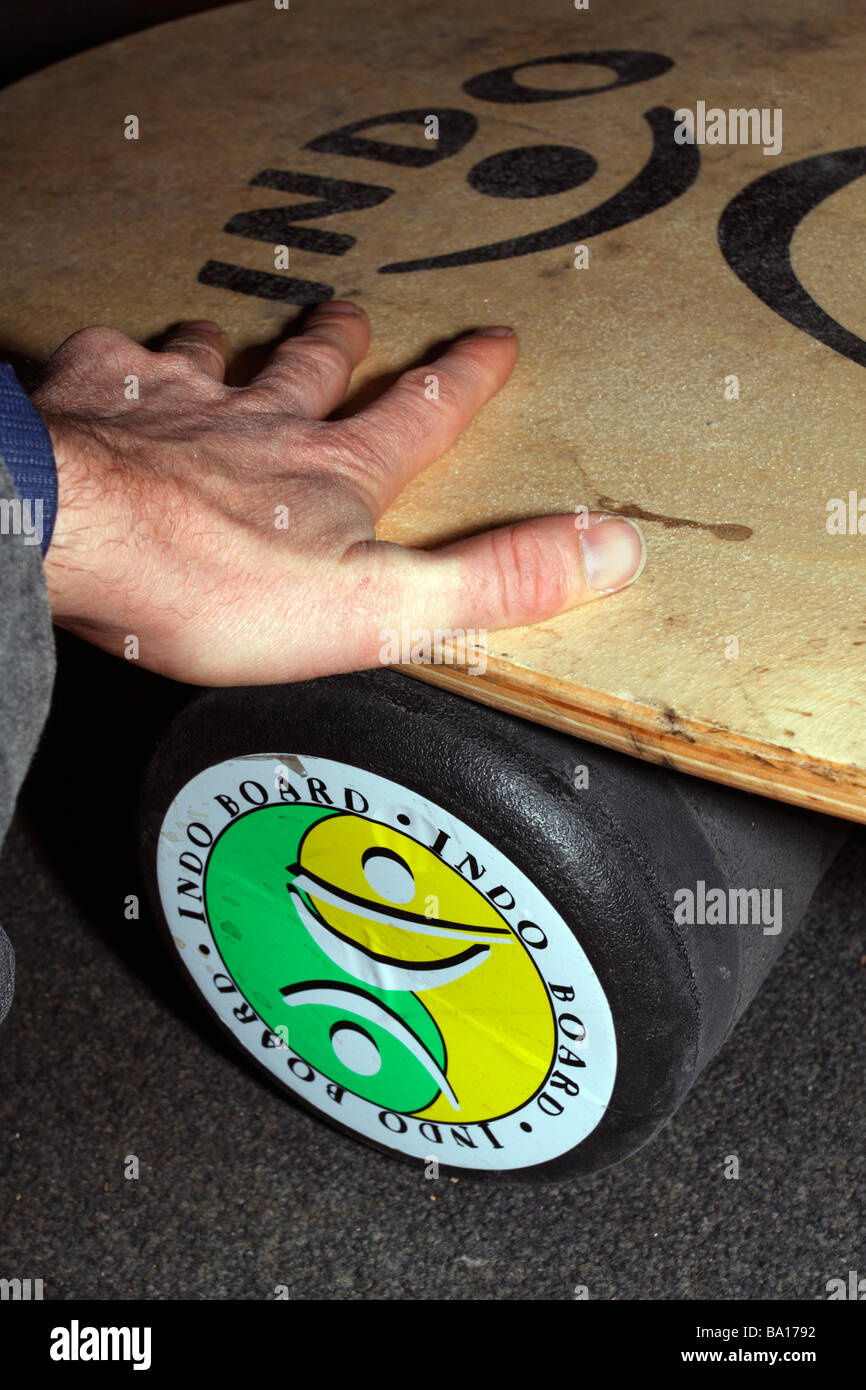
363,512,646,640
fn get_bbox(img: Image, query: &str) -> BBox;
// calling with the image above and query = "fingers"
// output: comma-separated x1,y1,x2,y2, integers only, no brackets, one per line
248,302,371,417
330,326,519,515
156,320,228,381
346,512,646,658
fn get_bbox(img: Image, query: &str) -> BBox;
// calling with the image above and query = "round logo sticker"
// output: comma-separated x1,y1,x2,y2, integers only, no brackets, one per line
156,755,616,1171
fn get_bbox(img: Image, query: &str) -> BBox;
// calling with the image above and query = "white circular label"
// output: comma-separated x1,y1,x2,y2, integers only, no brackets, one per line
155,754,617,1172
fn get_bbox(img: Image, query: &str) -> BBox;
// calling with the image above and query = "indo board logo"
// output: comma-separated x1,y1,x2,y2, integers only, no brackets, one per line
199,48,866,375
156,756,616,1170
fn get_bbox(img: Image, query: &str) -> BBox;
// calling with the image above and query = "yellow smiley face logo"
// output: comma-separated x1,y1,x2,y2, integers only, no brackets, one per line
288,814,556,1123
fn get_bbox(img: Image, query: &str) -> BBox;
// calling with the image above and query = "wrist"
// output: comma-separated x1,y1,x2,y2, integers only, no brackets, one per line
39,413,107,624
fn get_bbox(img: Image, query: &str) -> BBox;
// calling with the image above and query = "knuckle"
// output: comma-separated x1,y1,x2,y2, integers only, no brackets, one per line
398,365,454,409
453,339,499,374
395,365,434,395
395,364,468,419
319,423,390,504
67,325,127,353
157,346,206,375
42,326,142,405
156,353,219,394
489,526,569,623
289,336,347,386
51,325,131,368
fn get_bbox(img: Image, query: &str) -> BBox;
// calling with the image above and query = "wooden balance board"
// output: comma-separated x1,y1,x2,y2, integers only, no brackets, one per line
3,0,866,822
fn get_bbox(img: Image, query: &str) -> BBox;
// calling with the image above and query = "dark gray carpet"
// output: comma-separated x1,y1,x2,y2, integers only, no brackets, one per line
0,645,862,1302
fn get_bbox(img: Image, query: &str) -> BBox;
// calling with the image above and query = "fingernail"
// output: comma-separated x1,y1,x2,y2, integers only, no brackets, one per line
315,300,364,316
580,516,646,593
470,325,515,337
183,320,222,333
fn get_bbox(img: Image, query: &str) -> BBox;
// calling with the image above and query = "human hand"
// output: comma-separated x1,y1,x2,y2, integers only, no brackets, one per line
34,305,644,685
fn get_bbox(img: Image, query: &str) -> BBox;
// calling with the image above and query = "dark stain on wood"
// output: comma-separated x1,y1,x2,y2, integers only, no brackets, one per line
597,495,752,541
661,705,697,743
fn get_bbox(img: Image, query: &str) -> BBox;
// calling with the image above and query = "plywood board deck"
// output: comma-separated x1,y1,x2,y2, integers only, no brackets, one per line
2,0,865,817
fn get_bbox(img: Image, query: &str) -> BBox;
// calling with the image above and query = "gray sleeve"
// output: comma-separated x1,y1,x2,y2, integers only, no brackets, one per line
0,458,57,1023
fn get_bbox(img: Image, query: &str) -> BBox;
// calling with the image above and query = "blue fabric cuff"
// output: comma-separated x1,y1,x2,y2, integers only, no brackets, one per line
0,363,58,558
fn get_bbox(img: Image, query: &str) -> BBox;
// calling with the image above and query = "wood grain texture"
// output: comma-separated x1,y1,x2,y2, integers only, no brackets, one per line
1,0,864,818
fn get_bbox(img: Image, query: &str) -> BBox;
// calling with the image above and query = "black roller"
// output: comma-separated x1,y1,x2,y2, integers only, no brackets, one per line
140,669,846,1178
